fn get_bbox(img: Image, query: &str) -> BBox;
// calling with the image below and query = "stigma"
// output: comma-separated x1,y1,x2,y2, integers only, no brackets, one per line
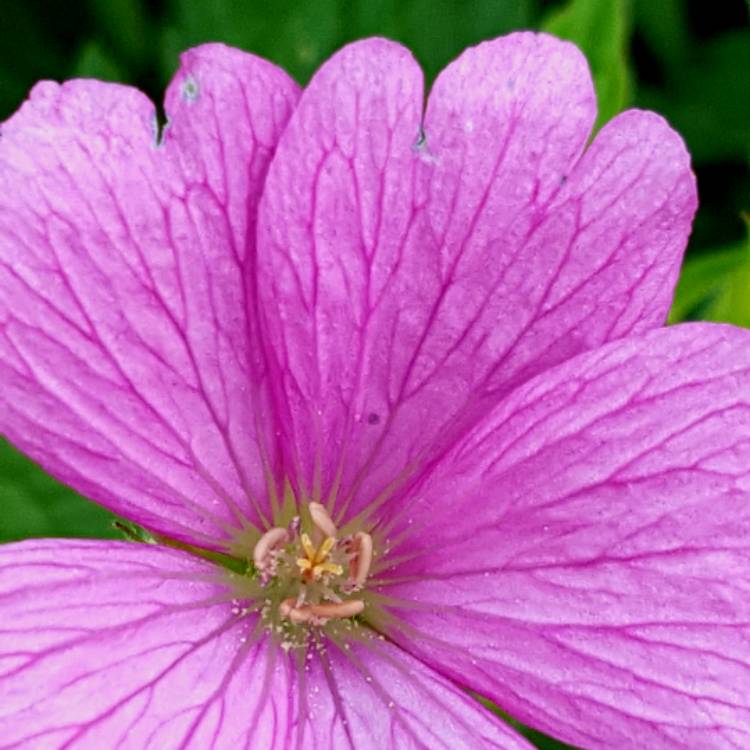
252,502,373,630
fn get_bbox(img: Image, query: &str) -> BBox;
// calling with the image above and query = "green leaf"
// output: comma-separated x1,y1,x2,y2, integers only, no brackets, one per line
633,0,690,74
162,0,342,84
0,439,117,542
480,697,580,749
542,0,632,129
670,231,750,328
346,0,533,82
87,0,150,71
640,30,750,164
162,0,532,87
0,3,70,119
74,40,128,81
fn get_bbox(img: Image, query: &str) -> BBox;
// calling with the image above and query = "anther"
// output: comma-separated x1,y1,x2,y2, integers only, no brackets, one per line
310,600,364,619
279,598,364,625
309,502,337,537
279,598,313,624
253,527,288,568
279,598,294,618
256,506,373,637
349,532,373,588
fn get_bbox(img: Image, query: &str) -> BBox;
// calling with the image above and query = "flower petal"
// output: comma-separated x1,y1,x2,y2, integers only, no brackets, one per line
0,45,299,545
0,539,294,748
295,635,532,749
379,323,750,749
257,33,696,524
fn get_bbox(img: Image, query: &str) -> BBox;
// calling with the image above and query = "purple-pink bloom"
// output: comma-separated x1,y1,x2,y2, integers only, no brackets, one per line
1,31,748,748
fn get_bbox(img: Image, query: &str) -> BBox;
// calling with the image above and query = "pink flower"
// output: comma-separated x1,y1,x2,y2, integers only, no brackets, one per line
0,31,747,749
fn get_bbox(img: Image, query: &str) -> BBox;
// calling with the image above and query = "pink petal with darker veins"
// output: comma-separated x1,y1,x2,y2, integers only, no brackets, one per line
256,33,697,524
0,45,299,546
293,636,534,750
0,539,531,749
0,540,294,749
377,323,750,749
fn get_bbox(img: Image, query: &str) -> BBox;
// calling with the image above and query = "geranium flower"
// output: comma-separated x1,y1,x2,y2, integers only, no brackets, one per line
1,31,748,749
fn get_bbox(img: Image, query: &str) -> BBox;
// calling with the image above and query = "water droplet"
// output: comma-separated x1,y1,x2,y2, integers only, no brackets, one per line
181,75,199,102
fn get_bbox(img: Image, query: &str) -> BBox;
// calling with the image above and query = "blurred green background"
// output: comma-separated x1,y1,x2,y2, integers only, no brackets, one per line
0,1,748,747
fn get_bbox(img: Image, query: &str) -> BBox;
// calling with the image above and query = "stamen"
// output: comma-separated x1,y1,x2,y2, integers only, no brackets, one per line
251,504,374,640
253,527,288,568
309,501,337,537
310,600,364,619
349,532,373,588
279,598,294,618
279,598,313,624
279,597,364,625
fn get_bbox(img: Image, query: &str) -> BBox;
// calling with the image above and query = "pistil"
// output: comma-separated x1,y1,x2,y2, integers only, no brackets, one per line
296,534,344,580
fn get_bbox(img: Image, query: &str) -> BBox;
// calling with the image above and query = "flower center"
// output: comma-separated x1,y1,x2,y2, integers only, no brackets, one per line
251,502,373,646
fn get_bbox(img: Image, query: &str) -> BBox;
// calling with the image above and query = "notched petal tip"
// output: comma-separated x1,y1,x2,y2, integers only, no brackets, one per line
325,36,420,69
599,107,697,197
2,77,156,146
0,35,300,542
175,41,301,84
165,41,301,145
471,29,594,70
435,29,597,121
303,35,425,110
